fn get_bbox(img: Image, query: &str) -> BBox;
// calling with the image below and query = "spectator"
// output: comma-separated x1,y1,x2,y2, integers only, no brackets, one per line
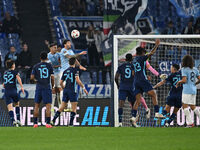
162,21,176,34
2,12,22,35
18,42,32,69
194,17,200,34
18,42,32,83
182,19,194,34
94,27,105,66
77,0,87,16
4,46,19,67
86,25,99,66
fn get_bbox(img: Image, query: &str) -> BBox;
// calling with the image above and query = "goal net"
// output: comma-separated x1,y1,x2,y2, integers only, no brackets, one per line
113,35,200,127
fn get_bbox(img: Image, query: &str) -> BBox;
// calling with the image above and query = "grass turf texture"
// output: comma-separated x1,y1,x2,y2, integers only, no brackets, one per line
0,127,199,150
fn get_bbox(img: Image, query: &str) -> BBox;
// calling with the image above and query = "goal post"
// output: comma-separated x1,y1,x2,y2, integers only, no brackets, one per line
112,35,200,127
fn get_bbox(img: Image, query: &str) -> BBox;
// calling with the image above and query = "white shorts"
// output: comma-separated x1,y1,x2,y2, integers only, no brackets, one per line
54,72,62,87
182,94,196,105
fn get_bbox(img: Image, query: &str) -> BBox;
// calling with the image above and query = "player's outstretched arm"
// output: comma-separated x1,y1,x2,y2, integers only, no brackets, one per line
75,76,88,95
115,73,120,89
147,39,160,58
75,59,86,71
195,76,200,85
16,75,24,94
65,51,87,59
176,76,187,88
153,80,166,89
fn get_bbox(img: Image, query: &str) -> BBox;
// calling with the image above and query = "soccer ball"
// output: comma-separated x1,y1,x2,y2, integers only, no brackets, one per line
71,30,80,39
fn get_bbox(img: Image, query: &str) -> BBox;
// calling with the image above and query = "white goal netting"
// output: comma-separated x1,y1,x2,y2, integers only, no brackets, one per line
113,35,200,127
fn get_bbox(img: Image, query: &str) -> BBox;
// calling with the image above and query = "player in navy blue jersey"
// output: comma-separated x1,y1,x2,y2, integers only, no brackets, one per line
115,53,139,127
52,57,88,126
3,60,24,126
131,39,164,125
31,51,55,128
154,64,182,127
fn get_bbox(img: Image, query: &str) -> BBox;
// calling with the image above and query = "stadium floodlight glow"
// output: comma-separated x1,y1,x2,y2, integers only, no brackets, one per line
113,34,200,127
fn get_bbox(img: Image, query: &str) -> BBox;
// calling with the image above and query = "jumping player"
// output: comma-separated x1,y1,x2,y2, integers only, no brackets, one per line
31,51,55,128
131,39,164,126
176,55,200,127
154,64,182,127
48,43,62,116
3,60,24,126
60,40,87,111
52,57,88,126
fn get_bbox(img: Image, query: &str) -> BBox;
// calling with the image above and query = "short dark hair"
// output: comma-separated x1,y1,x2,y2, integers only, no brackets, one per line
172,64,180,71
69,57,76,65
125,53,133,62
22,42,27,46
136,47,146,55
49,42,57,48
63,39,70,46
6,60,15,69
182,55,194,69
40,51,48,60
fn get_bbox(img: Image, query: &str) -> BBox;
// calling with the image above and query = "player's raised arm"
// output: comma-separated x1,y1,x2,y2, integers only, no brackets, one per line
75,75,88,95
147,39,160,58
16,74,24,94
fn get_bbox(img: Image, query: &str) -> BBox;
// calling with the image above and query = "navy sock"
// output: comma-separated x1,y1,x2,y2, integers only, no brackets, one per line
154,105,159,113
69,112,76,125
131,109,137,118
162,110,167,116
46,117,51,124
34,117,38,124
118,108,123,123
167,113,176,124
15,107,20,121
9,111,15,123
53,111,61,123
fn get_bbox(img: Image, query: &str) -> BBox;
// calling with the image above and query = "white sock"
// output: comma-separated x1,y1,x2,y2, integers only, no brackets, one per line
51,94,56,110
184,107,193,125
194,107,200,119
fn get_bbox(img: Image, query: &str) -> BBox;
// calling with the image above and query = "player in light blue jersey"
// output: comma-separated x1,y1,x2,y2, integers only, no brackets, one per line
48,43,62,116
60,40,87,72
60,39,87,111
176,55,200,127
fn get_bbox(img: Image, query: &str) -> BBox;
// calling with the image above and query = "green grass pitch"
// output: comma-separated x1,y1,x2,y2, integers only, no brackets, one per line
0,127,199,150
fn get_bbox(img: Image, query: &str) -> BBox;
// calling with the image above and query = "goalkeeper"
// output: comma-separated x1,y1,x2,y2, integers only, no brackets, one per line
153,64,182,127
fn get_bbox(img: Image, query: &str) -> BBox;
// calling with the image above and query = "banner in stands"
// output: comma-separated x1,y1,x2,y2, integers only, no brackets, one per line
169,0,200,18
56,16,103,50
102,0,154,65
0,98,110,127
0,84,111,99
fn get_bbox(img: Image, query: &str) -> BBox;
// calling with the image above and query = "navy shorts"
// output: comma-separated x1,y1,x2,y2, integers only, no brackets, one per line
4,89,19,105
166,95,182,108
119,89,136,102
35,87,52,104
63,89,78,102
134,80,153,95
